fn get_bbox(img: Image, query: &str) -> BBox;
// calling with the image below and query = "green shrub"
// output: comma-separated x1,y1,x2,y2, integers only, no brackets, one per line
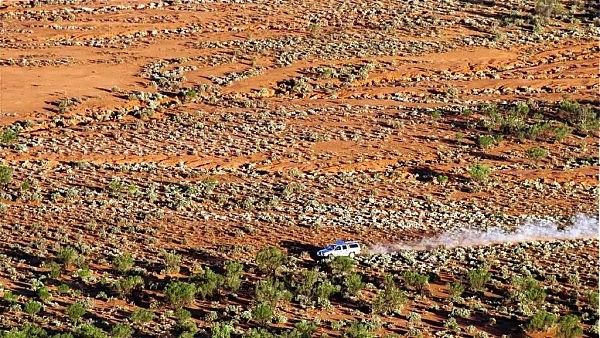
255,246,285,275
552,123,571,141
467,163,492,183
511,275,546,306
164,281,197,308
447,280,465,300
558,100,599,134
295,270,319,297
163,250,182,275
66,302,86,322
115,275,144,297
57,284,70,295
343,321,375,338
111,324,134,338
223,261,243,292
556,314,583,338
74,324,108,338
329,256,356,275
194,267,222,300
37,286,51,303
24,300,43,316
255,278,292,309
3,290,18,303
130,308,154,324
526,147,549,162
57,246,78,268
402,271,429,293
112,253,134,274
526,310,557,332
0,129,17,144
243,328,275,338
467,267,491,291
344,273,365,297
287,320,317,338
587,290,599,311
251,302,273,324
315,280,340,301
211,322,233,338
2,323,48,338
477,135,496,149
371,276,407,315
0,165,13,185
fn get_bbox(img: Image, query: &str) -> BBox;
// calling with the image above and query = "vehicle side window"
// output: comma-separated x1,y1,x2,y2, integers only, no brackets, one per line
349,244,358,248
342,245,348,250
334,246,341,250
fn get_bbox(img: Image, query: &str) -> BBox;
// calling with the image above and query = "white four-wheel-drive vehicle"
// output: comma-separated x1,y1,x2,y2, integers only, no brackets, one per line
317,240,361,258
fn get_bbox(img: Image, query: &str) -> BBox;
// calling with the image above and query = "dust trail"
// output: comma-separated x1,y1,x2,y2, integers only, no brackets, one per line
370,214,599,254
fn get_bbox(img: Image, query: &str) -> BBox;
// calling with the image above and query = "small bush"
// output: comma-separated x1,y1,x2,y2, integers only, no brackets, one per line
0,129,17,144
57,246,78,268
74,324,108,338
526,147,549,162
111,324,134,338
315,280,340,301
343,321,375,338
194,267,223,300
164,281,197,308
329,256,356,275
371,276,407,315
115,275,144,297
467,267,491,291
130,308,154,324
526,310,557,332
211,322,233,338
295,270,319,297
467,163,492,183
587,290,599,311
344,273,365,297
251,302,273,324
223,261,243,292
0,165,13,185
163,250,182,275
66,302,86,322
243,328,275,338
112,253,134,274
477,135,496,149
255,278,292,309
255,246,285,275
556,314,583,338
402,271,429,293
447,280,465,300
24,300,43,316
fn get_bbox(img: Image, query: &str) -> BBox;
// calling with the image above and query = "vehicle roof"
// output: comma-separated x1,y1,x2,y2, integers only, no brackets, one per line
333,240,359,245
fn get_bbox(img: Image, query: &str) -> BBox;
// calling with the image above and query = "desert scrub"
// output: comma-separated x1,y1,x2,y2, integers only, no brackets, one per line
251,302,273,324
115,275,144,297
526,310,557,332
467,266,491,291
371,275,407,315
402,271,429,293
164,281,197,308
0,165,13,185
193,267,222,300
56,246,78,269
255,277,292,309
255,246,285,275
66,302,86,322
130,307,154,324
223,261,243,292
556,314,583,338
112,253,135,274
526,147,549,163
163,250,182,275
329,256,356,276
344,273,365,298
467,163,492,184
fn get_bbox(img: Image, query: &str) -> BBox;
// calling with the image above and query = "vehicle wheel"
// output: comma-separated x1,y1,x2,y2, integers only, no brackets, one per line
349,252,355,258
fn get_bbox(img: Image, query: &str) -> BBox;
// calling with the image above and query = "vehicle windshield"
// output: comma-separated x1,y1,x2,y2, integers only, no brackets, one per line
324,245,335,250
